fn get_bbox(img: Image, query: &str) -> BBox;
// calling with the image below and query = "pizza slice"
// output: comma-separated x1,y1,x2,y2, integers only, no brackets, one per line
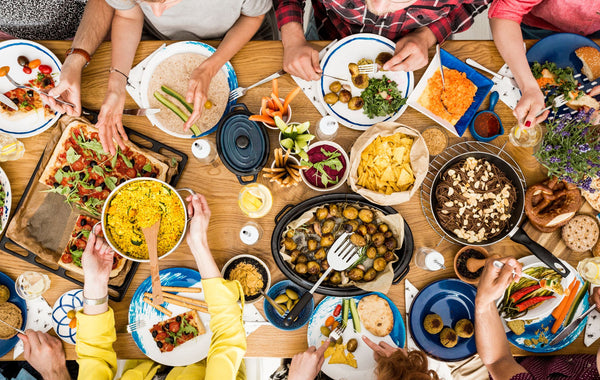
58,215,126,278
149,310,205,353
28,72,55,93
0,88,54,121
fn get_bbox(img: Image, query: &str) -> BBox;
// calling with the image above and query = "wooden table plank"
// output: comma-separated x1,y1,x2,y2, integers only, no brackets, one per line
0,39,597,361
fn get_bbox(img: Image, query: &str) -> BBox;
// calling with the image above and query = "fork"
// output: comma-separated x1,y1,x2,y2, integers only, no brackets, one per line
357,63,379,75
228,69,286,102
4,72,75,108
126,319,147,333
535,94,567,117
328,321,347,343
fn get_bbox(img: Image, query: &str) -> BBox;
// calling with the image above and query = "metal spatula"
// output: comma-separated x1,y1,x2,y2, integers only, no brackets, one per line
283,232,361,326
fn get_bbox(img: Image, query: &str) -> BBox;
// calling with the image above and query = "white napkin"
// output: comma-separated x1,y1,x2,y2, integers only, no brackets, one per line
291,41,338,117
242,303,269,336
13,296,53,359
126,43,167,106
492,65,521,110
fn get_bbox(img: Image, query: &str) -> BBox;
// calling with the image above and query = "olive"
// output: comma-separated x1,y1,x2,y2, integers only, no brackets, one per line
82,195,89,202
347,338,358,352
12,98,18,104
130,158,136,166
78,172,85,180
53,182,60,188
90,160,97,167
295,263,308,274
80,218,87,226
176,316,182,323
152,330,158,338
156,341,163,348
43,78,52,87
150,172,158,178
101,182,107,190
321,326,331,337
17,55,29,67
89,179,96,186
26,90,33,97
119,178,126,184
62,165,70,172
165,323,170,330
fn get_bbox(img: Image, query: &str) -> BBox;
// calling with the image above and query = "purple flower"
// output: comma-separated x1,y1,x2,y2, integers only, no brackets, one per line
544,144,553,152
565,164,574,173
562,131,570,137
567,149,573,154
579,144,590,153
549,157,561,164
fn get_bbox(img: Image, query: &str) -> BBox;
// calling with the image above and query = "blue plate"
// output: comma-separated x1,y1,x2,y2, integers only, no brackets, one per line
409,279,477,361
0,271,27,358
526,33,600,70
264,280,313,331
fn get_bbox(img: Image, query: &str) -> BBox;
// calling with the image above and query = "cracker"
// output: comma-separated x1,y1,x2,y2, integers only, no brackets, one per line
561,214,599,252
357,295,394,337
583,178,600,212
0,302,22,339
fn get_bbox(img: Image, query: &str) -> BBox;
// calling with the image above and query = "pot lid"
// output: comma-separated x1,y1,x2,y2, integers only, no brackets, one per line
217,112,269,174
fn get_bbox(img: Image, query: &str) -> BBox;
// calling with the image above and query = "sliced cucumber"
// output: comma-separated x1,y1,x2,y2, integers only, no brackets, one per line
161,85,193,113
295,121,310,133
342,299,350,327
153,91,201,136
349,298,361,333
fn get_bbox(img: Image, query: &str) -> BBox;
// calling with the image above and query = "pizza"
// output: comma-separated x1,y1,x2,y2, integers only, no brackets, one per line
58,215,126,278
0,88,54,121
28,72,55,92
39,121,169,216
149,310,206,353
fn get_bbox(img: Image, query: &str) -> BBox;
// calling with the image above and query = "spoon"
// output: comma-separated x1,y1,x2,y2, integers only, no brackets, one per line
436,44,450,113
142,218,163,305
466,257,486,273
260,289,285,316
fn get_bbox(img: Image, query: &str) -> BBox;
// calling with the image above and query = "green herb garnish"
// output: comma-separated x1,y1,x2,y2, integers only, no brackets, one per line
360,75,406,118
301,148,344,188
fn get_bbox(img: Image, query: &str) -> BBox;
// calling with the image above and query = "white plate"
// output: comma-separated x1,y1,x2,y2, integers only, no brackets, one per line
500,255,575,322
51,289,83,345
138,41,237,139
0,166,11,234
0,40,61,137
129,267,212,366
318,34,414,130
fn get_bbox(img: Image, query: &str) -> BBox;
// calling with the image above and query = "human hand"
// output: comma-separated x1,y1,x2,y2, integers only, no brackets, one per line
96,86,128,155
476,256,522,307
590,287,600,310
514,86,548,127
82,224,115,296
18,330,69,380
384,29,433,72
362,336,400,360
590,85,600,97
44,62,82,116
185,62,217,131
186,194,211,255
288,340,330,380
282,25,321,82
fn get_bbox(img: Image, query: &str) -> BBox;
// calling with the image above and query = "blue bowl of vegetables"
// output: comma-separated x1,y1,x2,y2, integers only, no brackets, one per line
264,280,313,331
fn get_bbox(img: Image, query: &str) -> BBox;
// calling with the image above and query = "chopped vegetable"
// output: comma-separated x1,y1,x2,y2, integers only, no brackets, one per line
551,280,580,334
515,295,555,312
360,75,406,118
153,91,201,136
325,315,335,328
509,284,541,304
333,304,342,317
0,66,9,77
272,78,279,99
283,86,301,112
551,279,577,319
342,298,349,327
349,298,361,333
564,281,589,326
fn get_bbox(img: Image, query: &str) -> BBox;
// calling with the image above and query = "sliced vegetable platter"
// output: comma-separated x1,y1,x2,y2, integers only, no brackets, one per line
307,293,405,380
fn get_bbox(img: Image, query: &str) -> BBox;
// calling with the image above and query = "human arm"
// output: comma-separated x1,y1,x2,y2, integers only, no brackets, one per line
475,257,528,380
383,27,437,73
18,331,69,380
44,0,115,116
184,13,265,130
288,341,330,380
96,6,144,155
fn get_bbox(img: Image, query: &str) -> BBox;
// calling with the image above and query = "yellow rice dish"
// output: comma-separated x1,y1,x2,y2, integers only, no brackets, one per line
105,180,185,259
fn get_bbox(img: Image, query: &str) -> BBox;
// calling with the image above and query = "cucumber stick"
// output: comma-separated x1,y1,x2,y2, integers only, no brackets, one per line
349,298,361,333
564,280,590,326
342,299,350,327
161,85,193,113
153,90,201,136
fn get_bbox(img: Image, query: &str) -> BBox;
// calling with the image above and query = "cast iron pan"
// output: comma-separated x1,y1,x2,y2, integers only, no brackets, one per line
271,193,414,296
430,151,569,277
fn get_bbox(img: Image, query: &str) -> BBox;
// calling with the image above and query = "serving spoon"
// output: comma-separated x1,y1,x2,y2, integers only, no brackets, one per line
142,218,163,305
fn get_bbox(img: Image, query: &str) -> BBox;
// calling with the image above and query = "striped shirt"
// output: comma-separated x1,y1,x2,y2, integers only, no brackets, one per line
509,354,600,380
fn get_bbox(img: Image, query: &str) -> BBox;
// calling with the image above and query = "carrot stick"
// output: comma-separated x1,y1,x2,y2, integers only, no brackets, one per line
271,93,285,112
265,108,276,117
551,279,577,319
267,99,276,110
260,97,268,116
272,78,279,99
283,86,301,114
551,280,580,334
272,111,283,120
249,114,275,125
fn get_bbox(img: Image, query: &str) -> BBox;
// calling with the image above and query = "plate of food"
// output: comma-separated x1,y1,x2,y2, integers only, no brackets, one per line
409,278,477,361
0,166,11,235
0,39,61,137
300,141,349,192
139,41,238,138
319,34,414,130
221,254,271,303
129,267,211,366
503,256,589,353
527,33,600,72
307,293,405,380
51,289,83,345
407,48,493,137
0,271,26,358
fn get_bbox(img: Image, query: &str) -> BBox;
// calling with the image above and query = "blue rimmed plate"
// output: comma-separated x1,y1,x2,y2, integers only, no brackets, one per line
0,271,26,358
526,33,600,71
409,279,477,361
139,41,237,138
129,267,211,366
0,39,61,137
51,289,83,345
319,33,414,130
0,166,11,235
307,293,405,380
407,48,493,137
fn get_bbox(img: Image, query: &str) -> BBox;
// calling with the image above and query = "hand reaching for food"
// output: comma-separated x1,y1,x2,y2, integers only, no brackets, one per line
476,257,522,307
184,62,216,131
362,335,400,360
281,23,322,82
288,341,330,380
44,63,82,116
82,225,115,290
96,86,128,155
513,85,549,127
384,28,434,72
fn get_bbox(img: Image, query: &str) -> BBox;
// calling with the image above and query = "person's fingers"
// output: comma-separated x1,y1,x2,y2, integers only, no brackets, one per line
37,332,50,346
315,340,330,356
378,340,394,350
589,85,600,97
306,345,317,353
512,99,530,125
116,120,128,144
20,334,30,358
362,335,383,354
185,80,198,104
496,258,517,286
311,49,322,75
25,330,42,347
93,224,102,235
111,123,125,152
534,110,550,126
198,194,210,216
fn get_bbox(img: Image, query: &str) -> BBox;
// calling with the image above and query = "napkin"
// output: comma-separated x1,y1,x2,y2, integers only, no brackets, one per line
492,65,520,110
126,43,167,106
242,303,268,336
13,296,53,359
584,285,599,347
291,41,338,117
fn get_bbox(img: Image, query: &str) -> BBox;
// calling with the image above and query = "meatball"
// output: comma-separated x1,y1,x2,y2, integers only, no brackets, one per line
454,319,474,338
440,327,458,348
423,314,443,334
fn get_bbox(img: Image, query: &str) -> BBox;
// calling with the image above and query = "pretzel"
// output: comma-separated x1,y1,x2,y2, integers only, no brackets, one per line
525,177,583,232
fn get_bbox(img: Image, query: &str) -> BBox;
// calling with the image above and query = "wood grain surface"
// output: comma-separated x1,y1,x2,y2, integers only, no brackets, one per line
0,39,597,361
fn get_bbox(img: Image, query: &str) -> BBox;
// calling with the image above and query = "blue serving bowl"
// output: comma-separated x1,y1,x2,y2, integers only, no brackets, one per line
469,91,504,142
264,280,313,331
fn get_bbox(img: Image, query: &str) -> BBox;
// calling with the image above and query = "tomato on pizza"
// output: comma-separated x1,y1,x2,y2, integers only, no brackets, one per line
150,310,206,353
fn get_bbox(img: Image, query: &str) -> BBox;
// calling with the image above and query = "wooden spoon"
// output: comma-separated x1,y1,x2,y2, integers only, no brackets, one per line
142,218,163,305
466,257,487,273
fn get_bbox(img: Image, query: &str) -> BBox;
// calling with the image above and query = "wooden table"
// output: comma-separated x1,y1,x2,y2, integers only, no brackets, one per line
0,39,597,361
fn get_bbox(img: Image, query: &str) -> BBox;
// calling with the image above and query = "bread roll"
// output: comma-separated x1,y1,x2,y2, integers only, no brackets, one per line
576,46,600,81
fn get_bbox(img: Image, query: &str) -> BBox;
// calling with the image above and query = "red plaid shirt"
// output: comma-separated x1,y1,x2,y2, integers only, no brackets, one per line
275,0,490,43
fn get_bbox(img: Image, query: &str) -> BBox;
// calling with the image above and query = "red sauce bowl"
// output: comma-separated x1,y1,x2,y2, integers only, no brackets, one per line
469,91,504,142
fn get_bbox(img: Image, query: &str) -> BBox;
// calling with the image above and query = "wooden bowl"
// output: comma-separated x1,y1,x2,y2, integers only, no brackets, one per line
454,246,489,285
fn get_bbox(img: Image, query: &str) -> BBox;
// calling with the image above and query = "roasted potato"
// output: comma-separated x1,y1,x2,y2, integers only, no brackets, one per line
329,271,342,284
338,89,351,103
363,268,377,281
284,238,297,251
385,237,398,250
328,204,340,217
366,223,378,235
357,224,368,236
377,245,387,255
366,246,377,259
321,259,329,271
307,239,318,251
314,247,326,260
297,254,308,264
378,223,389,233
290,249,301,263
351,75,369,89
343,220,359,232
286,229,295,238
384,231,393,238
348,63,359,77
324,92,339,104
357,58,373,66
350,233,367,247
329,81,342,93
384,250,396,262
343,206,358,220
372,233,385,247
320,234,334,247
316,207,329,220
358,209,374,223
322,219,335,235
348,268,364,281
295,263,308,274
348,96,364,110
373,257,387,272
375,52,393,67
307,261,321,275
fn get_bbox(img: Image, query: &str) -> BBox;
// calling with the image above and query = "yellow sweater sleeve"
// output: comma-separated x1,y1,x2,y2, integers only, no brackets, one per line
75,308,118,380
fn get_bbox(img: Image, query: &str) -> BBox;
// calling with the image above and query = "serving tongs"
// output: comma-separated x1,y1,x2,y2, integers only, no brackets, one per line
283,232,361,327
494,260,564,294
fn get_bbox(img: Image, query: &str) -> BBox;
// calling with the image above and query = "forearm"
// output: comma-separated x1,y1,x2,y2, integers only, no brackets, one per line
281,22,306,48
191,244,221,279
108,9,143,90
83,278,109,316
40,367,70,380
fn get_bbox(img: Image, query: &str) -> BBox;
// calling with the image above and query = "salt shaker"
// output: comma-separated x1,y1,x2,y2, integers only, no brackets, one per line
414,247,445,271
191,139,217,165
316,116,339,140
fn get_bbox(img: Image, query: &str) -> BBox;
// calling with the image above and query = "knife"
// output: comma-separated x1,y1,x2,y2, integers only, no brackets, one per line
123,108,160,116
0,316,24,335
550,304,597,345
0,93,17,111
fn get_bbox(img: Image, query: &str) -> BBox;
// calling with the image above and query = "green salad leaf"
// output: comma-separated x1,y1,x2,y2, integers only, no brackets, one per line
360,75,406,118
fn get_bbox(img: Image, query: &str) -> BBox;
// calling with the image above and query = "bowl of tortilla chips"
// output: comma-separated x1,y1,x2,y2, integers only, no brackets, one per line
348,122,429,205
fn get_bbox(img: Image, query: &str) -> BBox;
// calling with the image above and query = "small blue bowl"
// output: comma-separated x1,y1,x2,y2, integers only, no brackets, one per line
264,280,314,331
469,91,504,142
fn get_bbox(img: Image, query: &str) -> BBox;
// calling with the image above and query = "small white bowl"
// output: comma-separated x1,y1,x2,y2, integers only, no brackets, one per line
300,141,349,192
261,98,292,130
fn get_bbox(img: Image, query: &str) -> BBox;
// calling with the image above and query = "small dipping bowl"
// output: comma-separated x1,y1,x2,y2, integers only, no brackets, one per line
469,91,504,142
454,246,489,285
